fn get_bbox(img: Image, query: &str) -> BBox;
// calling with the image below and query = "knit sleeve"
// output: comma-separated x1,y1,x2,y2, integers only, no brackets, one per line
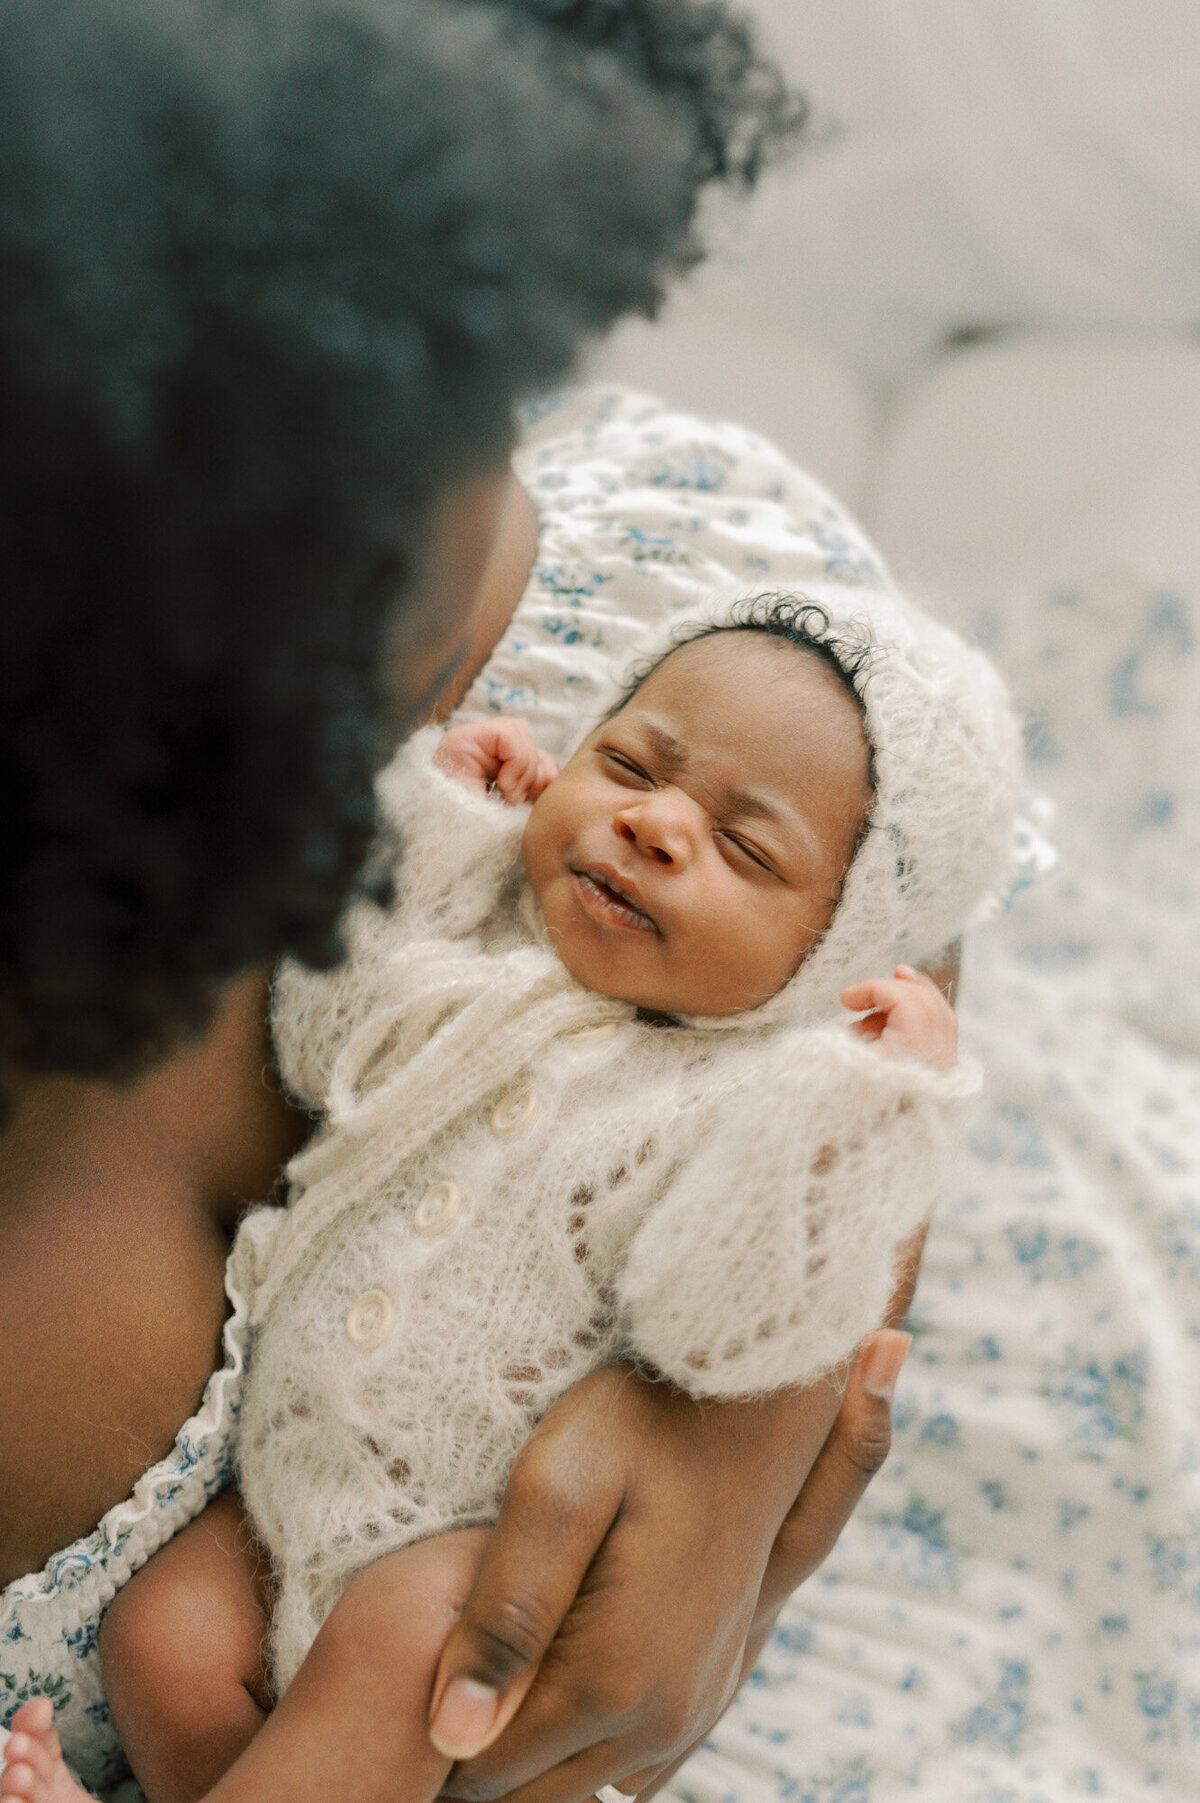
617,1030,979,1399
372,725,529,939
271,726,526,1109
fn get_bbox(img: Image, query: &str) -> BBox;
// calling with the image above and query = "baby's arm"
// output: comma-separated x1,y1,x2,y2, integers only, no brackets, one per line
617,1029,976,1400
840,965,957,1071
435,718,558,803
273,723,544,1108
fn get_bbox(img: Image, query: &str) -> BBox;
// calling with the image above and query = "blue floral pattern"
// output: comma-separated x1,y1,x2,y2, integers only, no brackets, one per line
490,394,1198,1803
0,1266,250,1795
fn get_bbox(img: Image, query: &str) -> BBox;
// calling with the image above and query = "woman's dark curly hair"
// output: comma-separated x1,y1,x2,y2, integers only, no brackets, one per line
0,0,801,1087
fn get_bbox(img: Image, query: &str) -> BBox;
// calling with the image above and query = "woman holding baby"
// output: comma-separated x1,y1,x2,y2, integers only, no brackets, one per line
0,1,940,1798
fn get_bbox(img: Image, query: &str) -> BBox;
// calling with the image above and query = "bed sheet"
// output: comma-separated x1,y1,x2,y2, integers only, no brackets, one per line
666,338,1200,1802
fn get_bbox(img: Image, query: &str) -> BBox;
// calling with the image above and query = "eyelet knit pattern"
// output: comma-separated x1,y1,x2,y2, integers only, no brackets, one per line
246,579,1016,1694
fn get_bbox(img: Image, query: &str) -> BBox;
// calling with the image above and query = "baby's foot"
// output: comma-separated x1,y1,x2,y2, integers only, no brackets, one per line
1,1700,93,1803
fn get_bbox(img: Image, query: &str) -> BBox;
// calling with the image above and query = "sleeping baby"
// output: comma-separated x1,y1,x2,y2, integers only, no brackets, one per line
1,594,1019,1803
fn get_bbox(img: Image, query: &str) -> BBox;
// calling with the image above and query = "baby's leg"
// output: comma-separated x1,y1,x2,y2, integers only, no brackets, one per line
1,1489,270,1803
2,1525,492,1803
202,1525,491,1803
101,1487,272,1803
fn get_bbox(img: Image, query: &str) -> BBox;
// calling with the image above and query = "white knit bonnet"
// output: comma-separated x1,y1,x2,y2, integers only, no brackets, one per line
607,590,1023,1032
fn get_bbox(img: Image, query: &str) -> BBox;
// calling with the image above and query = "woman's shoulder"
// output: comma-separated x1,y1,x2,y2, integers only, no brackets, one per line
514,384,872,525
455,385,899,762
515,384,895,612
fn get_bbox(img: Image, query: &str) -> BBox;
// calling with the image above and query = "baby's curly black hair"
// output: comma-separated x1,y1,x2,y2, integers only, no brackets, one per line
610,592,879,880
614,593,875,732
0,0,801,1087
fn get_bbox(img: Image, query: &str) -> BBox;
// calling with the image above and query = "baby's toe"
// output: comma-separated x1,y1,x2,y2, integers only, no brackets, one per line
1,1749,36,1801
6,1706,52,1742
3,1713,69,1803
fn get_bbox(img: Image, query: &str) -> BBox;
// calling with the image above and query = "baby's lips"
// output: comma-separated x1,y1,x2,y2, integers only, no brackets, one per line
576,865,659,930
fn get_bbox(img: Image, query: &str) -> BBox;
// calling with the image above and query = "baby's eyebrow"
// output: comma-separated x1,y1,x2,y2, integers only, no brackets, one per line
723,783,785,824
721,781,822,861
638,719,687,772
633,713,821,860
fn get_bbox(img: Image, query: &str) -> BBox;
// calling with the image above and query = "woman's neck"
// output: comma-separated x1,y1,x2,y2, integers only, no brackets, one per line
0,966,304,1240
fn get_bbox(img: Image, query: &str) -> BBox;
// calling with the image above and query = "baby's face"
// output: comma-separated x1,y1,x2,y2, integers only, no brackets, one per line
522,632,873,1015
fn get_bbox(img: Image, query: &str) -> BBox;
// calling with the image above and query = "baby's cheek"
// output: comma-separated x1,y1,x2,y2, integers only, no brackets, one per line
778,895,826,973
520,802,549,890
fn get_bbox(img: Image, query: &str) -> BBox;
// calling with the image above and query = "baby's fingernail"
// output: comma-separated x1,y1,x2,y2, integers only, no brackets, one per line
860,1329,911,1400
429,1677,502,1758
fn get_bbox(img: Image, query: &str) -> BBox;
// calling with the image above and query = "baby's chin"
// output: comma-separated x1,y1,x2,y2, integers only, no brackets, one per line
533,883,797,1017
550,937,777,1019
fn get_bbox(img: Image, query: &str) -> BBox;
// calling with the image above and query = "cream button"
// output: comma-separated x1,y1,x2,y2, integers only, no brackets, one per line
567,1021,619,1045
490,1087,539,1135
414,1179,464,1236
345,1288,396,1349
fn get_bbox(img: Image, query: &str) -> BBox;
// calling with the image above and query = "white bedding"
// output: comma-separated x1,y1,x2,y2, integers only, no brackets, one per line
667,336,1200,1802
597,1,1200,413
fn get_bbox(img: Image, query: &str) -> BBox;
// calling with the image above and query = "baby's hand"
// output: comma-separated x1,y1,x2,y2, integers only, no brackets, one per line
840,965,957,1071
435,719,559,805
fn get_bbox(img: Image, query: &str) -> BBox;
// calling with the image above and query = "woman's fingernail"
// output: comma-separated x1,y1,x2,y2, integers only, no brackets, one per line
429,1677,502,1759
860,1329,911,1400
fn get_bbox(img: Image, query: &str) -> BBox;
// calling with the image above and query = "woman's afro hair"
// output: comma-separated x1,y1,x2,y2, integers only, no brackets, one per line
0,0,801,1085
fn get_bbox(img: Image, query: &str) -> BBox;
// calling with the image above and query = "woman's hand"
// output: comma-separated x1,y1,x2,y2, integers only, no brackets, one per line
429,1329,911,1803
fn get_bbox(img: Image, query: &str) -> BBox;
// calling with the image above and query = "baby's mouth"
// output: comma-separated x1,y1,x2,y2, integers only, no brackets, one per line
572,866,659,934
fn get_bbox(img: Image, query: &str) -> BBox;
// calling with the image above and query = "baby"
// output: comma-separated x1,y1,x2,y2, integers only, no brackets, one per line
1,596,1018,1803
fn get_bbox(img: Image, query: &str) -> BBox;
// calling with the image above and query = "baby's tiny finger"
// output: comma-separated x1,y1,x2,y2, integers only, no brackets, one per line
894,964,935,990
840,981,872,1003
841,981,882,1010
498,753,536,802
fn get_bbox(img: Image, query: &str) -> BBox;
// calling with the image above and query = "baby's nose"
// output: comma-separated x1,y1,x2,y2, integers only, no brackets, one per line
614,793,696,864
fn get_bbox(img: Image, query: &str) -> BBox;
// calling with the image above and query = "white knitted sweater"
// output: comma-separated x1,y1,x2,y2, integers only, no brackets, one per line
238,658,1005,1691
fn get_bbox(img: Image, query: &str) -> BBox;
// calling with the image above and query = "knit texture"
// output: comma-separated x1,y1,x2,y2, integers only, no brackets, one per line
243,598,1011,1692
